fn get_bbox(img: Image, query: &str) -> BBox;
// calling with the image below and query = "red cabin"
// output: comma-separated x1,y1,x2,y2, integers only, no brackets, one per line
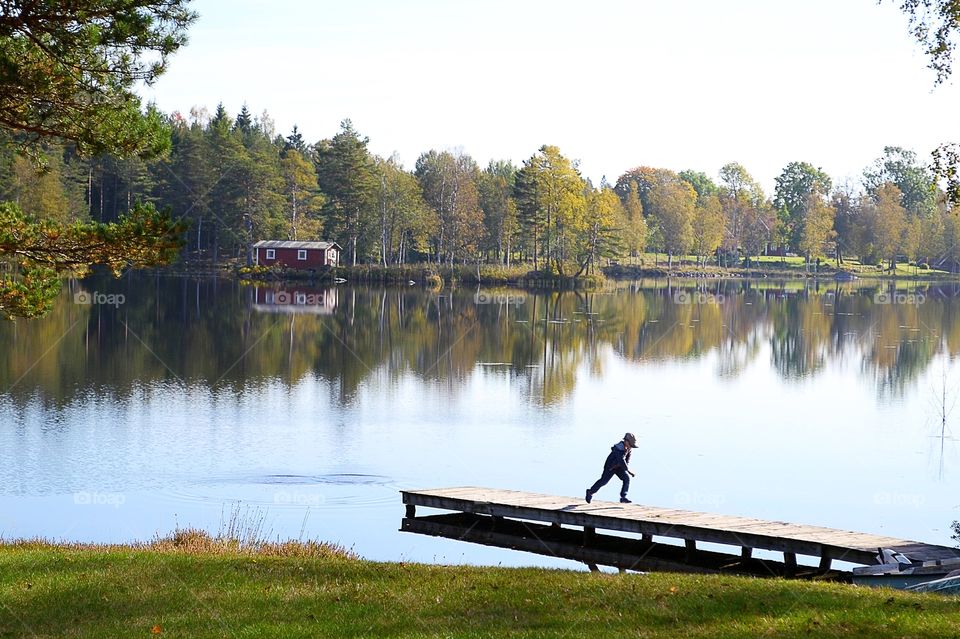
253,240,341,268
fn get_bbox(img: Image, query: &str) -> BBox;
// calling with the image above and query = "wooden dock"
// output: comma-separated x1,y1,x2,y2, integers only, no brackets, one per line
401,487,960,574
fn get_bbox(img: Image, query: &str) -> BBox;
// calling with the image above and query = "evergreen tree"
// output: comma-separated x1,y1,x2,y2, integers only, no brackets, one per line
236,133,287,259
285,125,307,154
314,120,378,264
234,104,254,135
0,1,196,158
0,2,195,317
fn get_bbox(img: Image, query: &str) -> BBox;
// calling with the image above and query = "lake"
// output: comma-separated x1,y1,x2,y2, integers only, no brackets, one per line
1,273,958,568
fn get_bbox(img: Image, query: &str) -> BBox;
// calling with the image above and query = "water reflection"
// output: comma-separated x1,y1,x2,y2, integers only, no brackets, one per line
1,275,959,409
252,286,338,315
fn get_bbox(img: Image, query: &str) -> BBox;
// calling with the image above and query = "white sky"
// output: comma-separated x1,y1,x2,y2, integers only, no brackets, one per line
143,0,960,194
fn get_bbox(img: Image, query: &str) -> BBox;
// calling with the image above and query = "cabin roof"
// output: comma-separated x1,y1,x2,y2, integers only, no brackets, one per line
253,240,341,250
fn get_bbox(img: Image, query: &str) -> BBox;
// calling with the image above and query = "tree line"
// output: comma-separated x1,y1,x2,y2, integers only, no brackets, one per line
5,105,958,274
5,0,960,320
0,105,960,276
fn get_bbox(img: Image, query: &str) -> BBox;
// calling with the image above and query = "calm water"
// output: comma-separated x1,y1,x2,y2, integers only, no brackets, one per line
1,274,959,568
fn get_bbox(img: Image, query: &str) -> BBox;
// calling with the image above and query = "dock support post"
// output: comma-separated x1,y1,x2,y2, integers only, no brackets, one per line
784,552,797,576
685,539,697,562
587,563,600,572
741,547,752,561
641,533,653,543
405,504,416,518
818,555,832,571
584,526,596,543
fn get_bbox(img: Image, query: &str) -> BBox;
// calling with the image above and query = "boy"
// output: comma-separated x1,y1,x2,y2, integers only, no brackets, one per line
585,432,637,504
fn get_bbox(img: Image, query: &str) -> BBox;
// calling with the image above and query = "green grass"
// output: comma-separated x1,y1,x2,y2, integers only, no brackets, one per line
751,255,808,265
830,259,952,278
2,540,959,638
618,253,819,272
609,253,960,281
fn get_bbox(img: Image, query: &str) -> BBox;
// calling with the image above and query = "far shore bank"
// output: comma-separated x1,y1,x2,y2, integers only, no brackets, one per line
143,261,960,287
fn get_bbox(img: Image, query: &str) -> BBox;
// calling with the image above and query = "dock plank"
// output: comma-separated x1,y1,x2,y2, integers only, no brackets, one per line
401,487,960,566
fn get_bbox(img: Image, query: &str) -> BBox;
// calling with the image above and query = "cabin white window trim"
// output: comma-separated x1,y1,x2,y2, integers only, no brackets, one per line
265,249,275,259
298,249,308,260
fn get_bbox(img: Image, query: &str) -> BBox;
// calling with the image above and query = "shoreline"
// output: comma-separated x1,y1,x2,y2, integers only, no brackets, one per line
141,262,960,286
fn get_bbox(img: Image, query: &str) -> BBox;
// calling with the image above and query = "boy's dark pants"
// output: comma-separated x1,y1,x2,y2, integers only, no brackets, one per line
588,466,630,498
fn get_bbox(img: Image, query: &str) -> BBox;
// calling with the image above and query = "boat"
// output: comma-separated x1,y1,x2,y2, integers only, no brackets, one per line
834,271,857,281
906,573,960,594
852,552,960,589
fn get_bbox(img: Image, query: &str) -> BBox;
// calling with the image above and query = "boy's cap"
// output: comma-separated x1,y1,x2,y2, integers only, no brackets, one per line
624,432,638,448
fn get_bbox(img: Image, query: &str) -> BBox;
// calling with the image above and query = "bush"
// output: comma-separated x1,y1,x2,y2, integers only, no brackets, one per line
236,264,271,276
462,264,532,284
425,273,442,289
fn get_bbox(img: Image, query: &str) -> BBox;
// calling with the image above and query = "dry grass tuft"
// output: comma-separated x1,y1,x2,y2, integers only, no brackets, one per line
149,527,355,559
0,502,356,559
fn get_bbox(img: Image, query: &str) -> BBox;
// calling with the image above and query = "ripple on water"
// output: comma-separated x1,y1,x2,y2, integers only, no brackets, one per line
253,473,394,486
159,473,398,510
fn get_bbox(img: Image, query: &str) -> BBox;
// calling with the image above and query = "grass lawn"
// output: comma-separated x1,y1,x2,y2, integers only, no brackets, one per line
629,254,817,270
831,259,952,277
1,540,959,638
616,253,960,280
750,255,808,266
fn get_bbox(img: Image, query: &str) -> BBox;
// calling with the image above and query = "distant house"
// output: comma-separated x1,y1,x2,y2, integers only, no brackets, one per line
252,240,341,268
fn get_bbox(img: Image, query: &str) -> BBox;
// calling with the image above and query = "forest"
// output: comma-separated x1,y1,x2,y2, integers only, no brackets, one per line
3,103,959,275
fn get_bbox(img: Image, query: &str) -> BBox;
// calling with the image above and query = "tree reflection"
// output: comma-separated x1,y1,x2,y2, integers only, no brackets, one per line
1,274,959,409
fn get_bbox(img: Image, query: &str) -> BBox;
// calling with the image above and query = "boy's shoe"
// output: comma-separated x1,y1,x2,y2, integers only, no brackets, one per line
619,497,631,503
585,490,593,503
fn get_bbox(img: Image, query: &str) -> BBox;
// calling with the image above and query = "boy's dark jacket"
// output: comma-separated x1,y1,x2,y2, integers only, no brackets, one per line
604,441,631,471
